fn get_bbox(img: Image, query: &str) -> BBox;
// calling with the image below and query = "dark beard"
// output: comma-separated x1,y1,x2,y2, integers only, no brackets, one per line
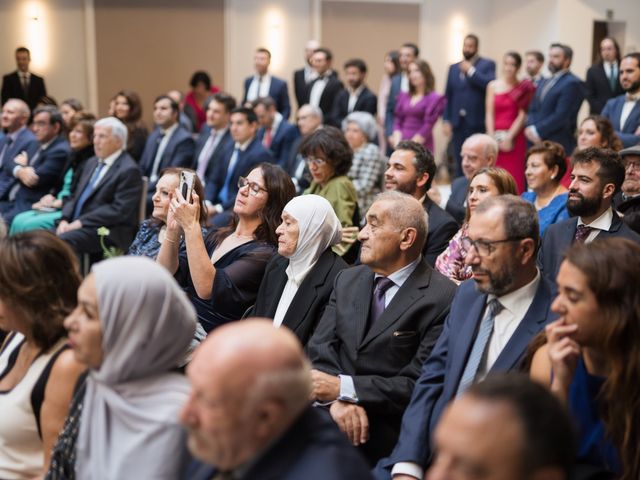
474,261,518,297
624,80,640,93
463,51,475,61
566,193,602,218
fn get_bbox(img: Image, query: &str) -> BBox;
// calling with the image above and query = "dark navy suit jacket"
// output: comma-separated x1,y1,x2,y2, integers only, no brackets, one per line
375,276,555,477
601,95,640,148
444,176,469,225
0,127,37,200
256,119,299,168
182,406,374,480
443,57,496,130
207,137,273,210
385,74,402,137
242,75,291,119
526,71,585,154
194,126,234,193
422,197,459,266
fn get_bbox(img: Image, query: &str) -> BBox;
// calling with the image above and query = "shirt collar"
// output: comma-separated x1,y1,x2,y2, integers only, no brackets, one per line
254,73,271,82
578,206,613,231
489,270,541,316
348,85,365,96
374,255,422,288
270,112,283,133
40,138,56,151
159,122,179,136
8,125,26,140
100,149,123,166
235,137,254,151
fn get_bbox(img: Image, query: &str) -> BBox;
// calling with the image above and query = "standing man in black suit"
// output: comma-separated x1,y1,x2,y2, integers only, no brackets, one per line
384,141,458,266
57,117,142,256
194,93,235,200
1,47,47,110
308,191,456,465
253,96,299,168
375,196,554,480
181,320,374,480
305,48,344,119
242,48,291,119
139,95,195,213
0,99,36,200
330,58,377,127
0,105,68,224
539,147,640,286
293,40,320,109
585,37,624,115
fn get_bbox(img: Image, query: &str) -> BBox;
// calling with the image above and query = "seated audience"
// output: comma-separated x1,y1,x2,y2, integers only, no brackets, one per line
522,141,569,236
601,52,640,148
330,58,377,127
112,89,148,161
539,147,640,286
343,111,386,217
0,231,85,478
428,374,575,480
253,96,299,167
157,163,294,333
436,167,518,284
250,194,346,346
46,256,196,479
0,105,70,225
308,191,456,465
59,98,83,131
139,94,196,213
11,112,95,234
181,319,374,480
390,59,446,153
301,126,358,257
377,196,554,480
385,141,458,266
184,70,220,132
0,100,36,204
56,116,143,257
576,115,623,151
531,238,640,479
128,168,207,259
443,133,498,224
287,104,323,194
166,89,195,133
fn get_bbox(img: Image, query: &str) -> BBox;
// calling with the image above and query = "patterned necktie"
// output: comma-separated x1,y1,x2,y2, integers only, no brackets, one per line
368,277,395,327
456,298,504,396
574,224,593,243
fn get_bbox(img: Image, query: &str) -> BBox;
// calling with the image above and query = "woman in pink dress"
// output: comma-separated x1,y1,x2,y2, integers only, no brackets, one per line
486,52,535,193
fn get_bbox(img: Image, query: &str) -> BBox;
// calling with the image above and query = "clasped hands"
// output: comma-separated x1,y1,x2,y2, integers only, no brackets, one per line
310,369,369,446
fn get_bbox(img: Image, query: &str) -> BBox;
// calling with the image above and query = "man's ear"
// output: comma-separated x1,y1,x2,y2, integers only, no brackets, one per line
399,227,418,251
416,173,430,190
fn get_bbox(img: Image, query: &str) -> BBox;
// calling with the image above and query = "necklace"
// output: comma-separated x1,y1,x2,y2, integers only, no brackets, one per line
232,231,254,239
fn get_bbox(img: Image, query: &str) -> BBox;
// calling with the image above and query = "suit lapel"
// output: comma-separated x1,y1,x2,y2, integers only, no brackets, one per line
354,269,375,347
265,262,289,317
622,101,640,132
84,153,123,203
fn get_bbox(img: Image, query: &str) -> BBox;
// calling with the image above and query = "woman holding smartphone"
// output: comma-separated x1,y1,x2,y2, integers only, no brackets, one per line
157,163,295,333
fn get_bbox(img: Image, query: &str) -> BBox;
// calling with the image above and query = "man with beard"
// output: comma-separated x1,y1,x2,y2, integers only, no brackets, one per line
524,50,545,87
384,141,458,265
442,34,496,175
525,43,585,155
373,195,554,480
601,52,640,148
539,147,640,287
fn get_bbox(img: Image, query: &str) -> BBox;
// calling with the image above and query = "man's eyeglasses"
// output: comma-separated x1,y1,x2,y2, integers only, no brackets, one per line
237,176,267,196
460,236,527,257
305,156,327,167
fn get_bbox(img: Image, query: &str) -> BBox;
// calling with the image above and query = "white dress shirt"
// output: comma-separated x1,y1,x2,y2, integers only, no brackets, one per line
246,74,272,103
578,207,613,243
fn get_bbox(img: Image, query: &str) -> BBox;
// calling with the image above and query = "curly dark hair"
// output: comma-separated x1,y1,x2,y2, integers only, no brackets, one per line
299,126,353,177
0,231,81,350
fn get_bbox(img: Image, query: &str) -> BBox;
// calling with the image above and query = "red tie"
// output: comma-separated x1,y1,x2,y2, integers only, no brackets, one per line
263,128,272,148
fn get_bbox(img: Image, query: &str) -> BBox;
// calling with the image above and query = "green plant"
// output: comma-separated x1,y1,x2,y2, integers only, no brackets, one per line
97,227,123,259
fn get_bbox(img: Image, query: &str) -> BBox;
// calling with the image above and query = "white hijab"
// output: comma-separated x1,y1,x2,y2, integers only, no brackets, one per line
75,256,197,480
273,195,342,326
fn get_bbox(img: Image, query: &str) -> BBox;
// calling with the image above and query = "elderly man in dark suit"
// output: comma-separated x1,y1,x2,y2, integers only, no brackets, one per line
329,58,377,127
308,191,456,465
585,37,624,115
0,99,35,199
539,147,640,287
181,319,374,480
1,47,47,110
525,43,585,155
442,34,496,176
0,105,68,224
139,95,195,213
242,48,291,119
375,195,554,480
253,96,299,168
384,141,458,266
56,116,142,256
601,52,640,148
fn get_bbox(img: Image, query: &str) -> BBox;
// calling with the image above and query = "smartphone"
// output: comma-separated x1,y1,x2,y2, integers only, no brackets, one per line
179,171,195,203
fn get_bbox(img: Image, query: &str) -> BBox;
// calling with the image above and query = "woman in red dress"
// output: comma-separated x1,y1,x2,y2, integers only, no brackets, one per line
486,51,535,193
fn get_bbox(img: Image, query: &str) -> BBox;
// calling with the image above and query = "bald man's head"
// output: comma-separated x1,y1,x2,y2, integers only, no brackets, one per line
180,319,311,470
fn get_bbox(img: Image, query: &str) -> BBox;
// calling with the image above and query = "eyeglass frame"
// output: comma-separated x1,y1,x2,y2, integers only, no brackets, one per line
304,156,328,167
237,176,267,196
460,236,528,257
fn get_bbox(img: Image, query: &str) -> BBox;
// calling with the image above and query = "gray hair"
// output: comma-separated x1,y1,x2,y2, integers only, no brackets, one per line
342,111,378,141
299,104,323,124
465,133,498,160
5,98,30,118
374,190,429,251
475,195,540,249
95,116,128,147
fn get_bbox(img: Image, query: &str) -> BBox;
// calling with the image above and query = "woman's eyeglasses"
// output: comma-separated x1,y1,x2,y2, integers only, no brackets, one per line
237,177,267,196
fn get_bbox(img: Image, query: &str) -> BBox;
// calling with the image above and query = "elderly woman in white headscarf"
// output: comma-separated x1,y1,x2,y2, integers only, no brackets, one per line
250,195,347,346
45,256,196,480
342,111,386,218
